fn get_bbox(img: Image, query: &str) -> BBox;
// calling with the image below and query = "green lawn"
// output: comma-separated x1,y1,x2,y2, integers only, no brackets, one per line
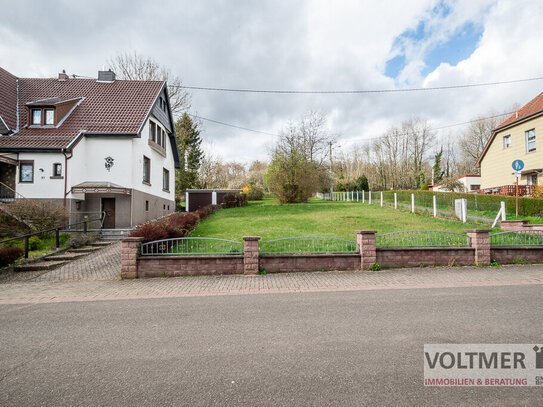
190,197,496,242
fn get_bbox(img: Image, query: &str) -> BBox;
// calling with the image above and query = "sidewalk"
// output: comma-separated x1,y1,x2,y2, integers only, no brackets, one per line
1,265,542,305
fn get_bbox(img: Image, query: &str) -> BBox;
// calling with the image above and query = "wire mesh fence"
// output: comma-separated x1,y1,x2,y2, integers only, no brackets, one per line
319,190,521,225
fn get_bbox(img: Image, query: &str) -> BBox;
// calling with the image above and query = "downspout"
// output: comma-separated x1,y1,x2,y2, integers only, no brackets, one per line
62,148,73,208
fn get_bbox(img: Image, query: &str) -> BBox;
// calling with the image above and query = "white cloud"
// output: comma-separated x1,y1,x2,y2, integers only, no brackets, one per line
1,0,543,162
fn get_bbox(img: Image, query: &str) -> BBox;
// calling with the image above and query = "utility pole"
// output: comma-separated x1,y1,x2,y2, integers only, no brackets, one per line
329,141,333,196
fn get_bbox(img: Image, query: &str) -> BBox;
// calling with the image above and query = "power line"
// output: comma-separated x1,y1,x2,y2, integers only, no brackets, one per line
175,76,543,94
186,111,511,143
355,111,513,144
188,113,280,137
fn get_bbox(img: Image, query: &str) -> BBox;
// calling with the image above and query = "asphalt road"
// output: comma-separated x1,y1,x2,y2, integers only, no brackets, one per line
1,285,542,406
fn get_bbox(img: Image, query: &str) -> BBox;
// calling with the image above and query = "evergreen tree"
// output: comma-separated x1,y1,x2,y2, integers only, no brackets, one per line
433,148,444,185
175,113,203,195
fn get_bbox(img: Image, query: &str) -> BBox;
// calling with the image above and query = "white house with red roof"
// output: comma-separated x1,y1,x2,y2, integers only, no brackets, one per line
0,68,180,231
476,91,543,196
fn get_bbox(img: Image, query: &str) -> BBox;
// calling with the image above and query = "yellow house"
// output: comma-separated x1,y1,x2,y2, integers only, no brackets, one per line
477,91,543,191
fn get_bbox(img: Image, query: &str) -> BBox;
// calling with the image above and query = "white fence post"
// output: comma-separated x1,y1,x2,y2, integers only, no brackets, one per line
501,201,506,221
369,191,372,205
362,190,365,203
462,199,467,223
433,195,437,217
356,191,359,202
394,193,397,209
411,193,415,213
380,192,383,207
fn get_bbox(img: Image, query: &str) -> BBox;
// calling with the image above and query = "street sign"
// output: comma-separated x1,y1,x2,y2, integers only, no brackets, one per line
514,171,522,178
512,160,524,171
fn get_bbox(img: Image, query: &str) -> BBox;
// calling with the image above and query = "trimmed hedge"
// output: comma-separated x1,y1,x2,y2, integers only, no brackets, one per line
129,204,222,243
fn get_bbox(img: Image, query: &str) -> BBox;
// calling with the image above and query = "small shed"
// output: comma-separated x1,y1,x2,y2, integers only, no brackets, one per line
185,189,242,212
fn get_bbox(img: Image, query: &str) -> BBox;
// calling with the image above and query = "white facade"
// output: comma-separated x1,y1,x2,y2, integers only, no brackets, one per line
458,175,481,192
14,116,175,203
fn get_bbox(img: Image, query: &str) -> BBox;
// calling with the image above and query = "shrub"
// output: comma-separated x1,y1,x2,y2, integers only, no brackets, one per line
243,184,264,201
129,205,222,243
67,233,97,248
0,200,69,235
223,193,248,208
369,263,381,271
28,236,43,251
0,247,24,268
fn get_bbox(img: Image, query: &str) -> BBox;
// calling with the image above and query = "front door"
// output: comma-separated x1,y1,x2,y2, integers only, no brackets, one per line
102,198,116,229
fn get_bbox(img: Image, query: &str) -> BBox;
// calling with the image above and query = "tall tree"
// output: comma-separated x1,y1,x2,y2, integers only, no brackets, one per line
175,113,203,194
108,51,191,117
432,148,443,185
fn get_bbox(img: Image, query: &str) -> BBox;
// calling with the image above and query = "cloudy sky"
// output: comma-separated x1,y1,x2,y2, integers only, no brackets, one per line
2,0,543,162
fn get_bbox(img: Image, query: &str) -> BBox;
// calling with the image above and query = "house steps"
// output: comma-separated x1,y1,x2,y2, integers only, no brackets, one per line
100,229,132,241
45,252,87,261
69,246,103,253
14,260,67,272
14,240,115,273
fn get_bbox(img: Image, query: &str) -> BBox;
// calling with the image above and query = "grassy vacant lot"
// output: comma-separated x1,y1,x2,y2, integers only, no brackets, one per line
190,197,495,241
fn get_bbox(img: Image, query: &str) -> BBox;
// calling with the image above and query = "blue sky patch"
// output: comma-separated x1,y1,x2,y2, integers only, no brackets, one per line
385,2,483,79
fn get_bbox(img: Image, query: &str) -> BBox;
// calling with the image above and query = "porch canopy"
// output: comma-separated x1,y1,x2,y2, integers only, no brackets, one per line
71,182,131,195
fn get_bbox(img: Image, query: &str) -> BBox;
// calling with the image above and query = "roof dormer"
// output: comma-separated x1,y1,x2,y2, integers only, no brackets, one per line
26,97,83,128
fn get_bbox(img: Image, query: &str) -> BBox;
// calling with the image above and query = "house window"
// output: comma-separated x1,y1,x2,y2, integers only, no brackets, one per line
528,174,538,186
150,122,156,143
31,109,41,125
52,163,62,177
19,161,34,182
503,135,511,149
470,184,481,191
526,129,536,153
143,156,151,183
145,200,149,211
44,109,54,125
163,168,170,191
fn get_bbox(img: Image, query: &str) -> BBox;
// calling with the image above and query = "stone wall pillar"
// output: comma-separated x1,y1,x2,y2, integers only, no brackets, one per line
466,229,491,266
121,237,144,279
499,220,528,231
243,236,261,275
356,230,377,270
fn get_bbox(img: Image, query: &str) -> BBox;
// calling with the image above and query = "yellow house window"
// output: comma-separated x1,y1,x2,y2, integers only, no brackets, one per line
526,129,536,153
503,135,511,149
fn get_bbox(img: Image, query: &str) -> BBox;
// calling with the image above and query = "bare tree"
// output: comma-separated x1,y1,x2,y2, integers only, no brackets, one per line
108,52,191,117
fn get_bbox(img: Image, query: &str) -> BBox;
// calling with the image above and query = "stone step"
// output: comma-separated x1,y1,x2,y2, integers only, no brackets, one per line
69,246,102,253
45,252,87,261
89,241,113,247
15,260,67,272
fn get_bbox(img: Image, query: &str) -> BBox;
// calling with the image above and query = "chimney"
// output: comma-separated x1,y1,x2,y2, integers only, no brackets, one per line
58,69,68,81
97,69,116,83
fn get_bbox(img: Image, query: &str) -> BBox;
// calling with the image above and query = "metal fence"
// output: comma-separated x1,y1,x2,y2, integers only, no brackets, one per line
489,230,543,246
376,230,471,248
259,237,358,254
140,237,243,256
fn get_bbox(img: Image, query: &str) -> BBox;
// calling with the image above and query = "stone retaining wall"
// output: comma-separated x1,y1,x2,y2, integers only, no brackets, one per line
260,254,360,273
377,248,475,268
137,256,243,278
120,228,543,278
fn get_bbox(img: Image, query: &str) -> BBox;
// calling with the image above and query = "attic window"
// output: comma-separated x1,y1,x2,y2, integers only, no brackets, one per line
31,109,41,125
45,109,54,125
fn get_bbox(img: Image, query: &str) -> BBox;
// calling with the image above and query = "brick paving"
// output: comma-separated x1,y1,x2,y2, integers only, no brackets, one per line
0,242,120,284
0,264,542,305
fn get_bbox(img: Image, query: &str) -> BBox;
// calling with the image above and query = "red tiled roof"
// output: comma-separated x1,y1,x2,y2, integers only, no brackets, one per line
495,91,543,130
0,69,165,149
477,90,543,167
0,67,18,131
